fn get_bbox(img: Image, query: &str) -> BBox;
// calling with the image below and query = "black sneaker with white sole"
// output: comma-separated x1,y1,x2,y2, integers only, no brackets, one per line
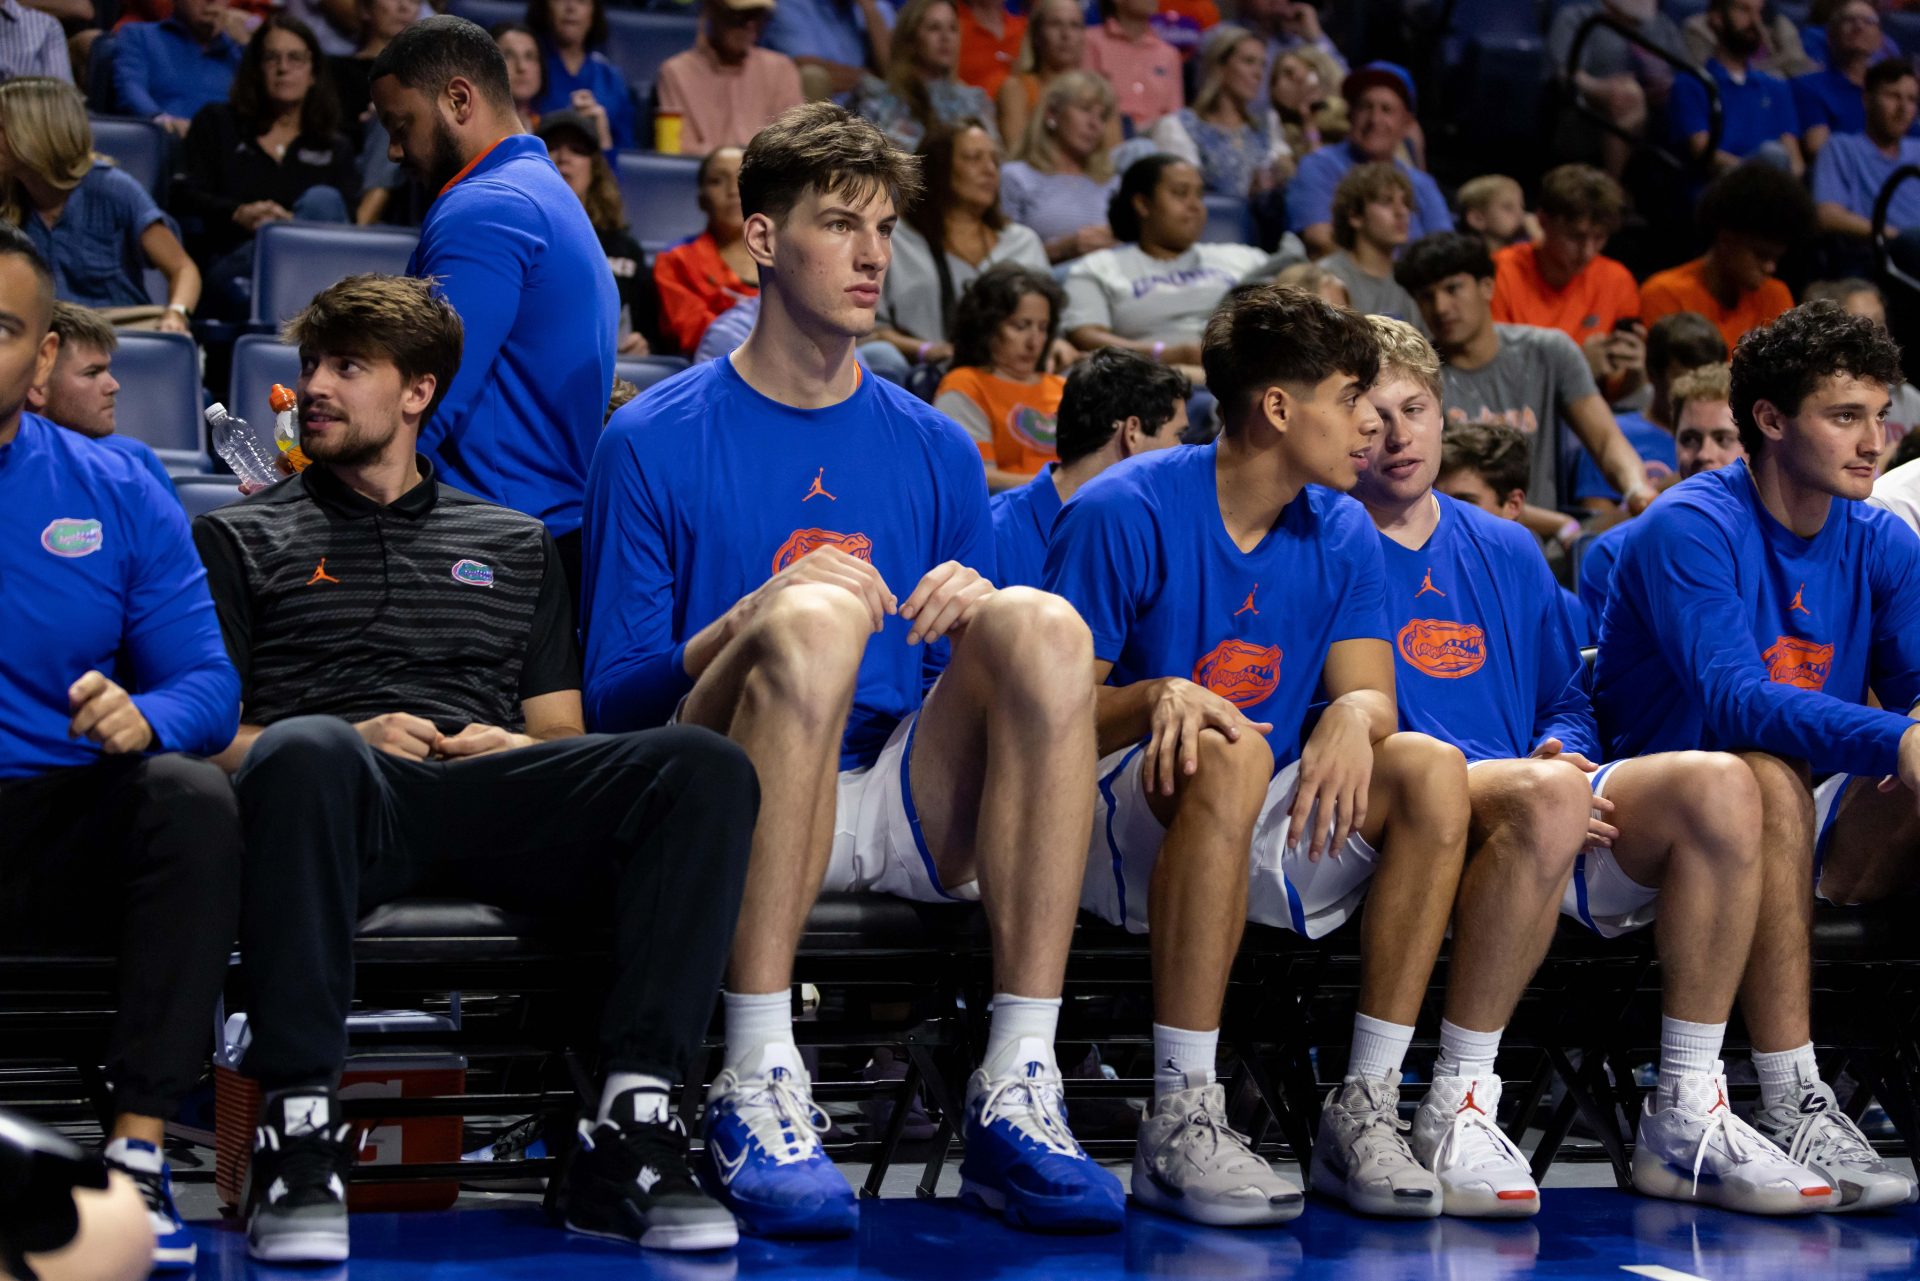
556,1090,739,1251
245,1089,357,1263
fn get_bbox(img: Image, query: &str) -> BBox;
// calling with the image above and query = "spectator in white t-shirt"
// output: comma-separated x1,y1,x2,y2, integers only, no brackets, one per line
1869,454,1920,534
1062,153,1301,375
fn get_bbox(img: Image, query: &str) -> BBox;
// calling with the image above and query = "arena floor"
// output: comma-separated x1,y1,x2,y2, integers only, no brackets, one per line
176,1165,1920,1279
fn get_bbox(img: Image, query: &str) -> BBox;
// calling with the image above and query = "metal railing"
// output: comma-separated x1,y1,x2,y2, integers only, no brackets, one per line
1872,163,1920,293
1564,11,1721,175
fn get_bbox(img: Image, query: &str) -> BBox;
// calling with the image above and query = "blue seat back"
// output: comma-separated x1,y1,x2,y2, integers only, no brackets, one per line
613,151,704,253
174,474,246,518
1201,194,1254,246
251,223,420,328
603,10,697,101
111,331,205,458
90,116,170,199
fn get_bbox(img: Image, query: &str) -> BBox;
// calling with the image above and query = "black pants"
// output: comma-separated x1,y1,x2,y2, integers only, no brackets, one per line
232,718,756,1089
0,755,243,1118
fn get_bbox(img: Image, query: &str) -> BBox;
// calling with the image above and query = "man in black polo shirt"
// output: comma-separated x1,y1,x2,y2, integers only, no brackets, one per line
192,275,757,1264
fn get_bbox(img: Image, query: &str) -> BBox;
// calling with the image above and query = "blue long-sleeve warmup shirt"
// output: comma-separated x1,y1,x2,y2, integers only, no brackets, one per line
0,413,238,778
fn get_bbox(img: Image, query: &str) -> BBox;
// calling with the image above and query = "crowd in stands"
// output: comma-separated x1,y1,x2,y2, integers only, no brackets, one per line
16,2,1920,1271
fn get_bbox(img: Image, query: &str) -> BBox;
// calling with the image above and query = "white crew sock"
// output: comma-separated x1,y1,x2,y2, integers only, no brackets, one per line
722,989,796,1073
1434,1018,1503,1080
982,994,1062,1077
1752,1041,1820,1112
1347,1012,1415,1083
1657,1016,1728,1111
598,1072,674,1126
102,1136,162,1173
1152,1023,1219,1102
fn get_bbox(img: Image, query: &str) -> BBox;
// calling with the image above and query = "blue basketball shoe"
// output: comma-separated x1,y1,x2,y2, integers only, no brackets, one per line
959,1037,1126,1232
102,1137,197,1270
699,1044,857,1238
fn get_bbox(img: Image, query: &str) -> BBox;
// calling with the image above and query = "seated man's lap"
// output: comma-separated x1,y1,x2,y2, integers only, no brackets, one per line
1083,745,1376,939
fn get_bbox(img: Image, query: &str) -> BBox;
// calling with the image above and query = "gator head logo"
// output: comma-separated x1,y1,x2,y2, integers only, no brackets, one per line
772,528,875,575
1192,639,1281,708
1397,619,1487,679
450,558,494,587
40,517,103,558
1007,405,1058,454
1764,635,1834,691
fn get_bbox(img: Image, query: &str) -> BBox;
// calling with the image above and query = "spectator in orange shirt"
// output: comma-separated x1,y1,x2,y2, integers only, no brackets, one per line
1492,164,1644,401
651,146,758,354
1084,0,1182,132
1640,162,1812,347
934,263,1068,490
954,0,1025,99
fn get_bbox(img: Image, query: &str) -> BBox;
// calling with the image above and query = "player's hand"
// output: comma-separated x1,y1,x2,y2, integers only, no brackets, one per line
354,712,440,761
1046,338,1082,374
901,561,994,645
732,546,897,640
1532,737,1618,847
433,723,532,759
67,671,153,755
1289,703,1372,862
1608,327,1647,380
1143,678,1272,798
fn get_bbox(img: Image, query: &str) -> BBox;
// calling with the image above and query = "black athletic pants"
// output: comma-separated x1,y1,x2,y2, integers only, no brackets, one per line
0,755,243,1119
232,717,757,1090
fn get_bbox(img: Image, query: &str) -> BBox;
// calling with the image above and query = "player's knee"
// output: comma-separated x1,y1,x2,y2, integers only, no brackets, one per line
1377,732,1469,818
1738,751,1816,834
237,715,366,788
1187,727,1274,811
1497,758,1593,871
746,583,868,710
969,587,1094,702
1672,752,1763,867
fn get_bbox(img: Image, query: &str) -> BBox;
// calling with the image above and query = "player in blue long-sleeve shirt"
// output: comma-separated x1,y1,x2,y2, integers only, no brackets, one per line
1356,320,1831,1217
371,16,617,597
582,103,1122,1239
1596,301,1920,1210
0,229,242,1271
989,349,1188,589
1043,288,1472,1224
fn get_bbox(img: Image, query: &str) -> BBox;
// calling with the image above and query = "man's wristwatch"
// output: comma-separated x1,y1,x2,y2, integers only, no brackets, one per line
166,303,192,318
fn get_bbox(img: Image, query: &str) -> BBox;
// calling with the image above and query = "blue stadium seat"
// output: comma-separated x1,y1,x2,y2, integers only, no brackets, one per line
1889,12,1920,57
443,0,521,33
613,151,704,252
1201,194,1255,246
86,33,119,114
174,474,247,517
89,116,170,200
251,223,419,329
111,332,206,467
615,355,689,395
1446,0,1543,38
228,334,301,452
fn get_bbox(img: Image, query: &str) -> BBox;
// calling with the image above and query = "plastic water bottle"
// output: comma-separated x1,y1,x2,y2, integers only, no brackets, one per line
206,402,280,488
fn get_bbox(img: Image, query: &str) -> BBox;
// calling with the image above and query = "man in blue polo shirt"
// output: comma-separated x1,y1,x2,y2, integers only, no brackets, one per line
991,348,1187,589
1285,62,1452,258
113,0,244,137
1813,60,1920,264
1595,301,1920,1210
1668,0,1803,177
372,15,617,602
0,227,242,1271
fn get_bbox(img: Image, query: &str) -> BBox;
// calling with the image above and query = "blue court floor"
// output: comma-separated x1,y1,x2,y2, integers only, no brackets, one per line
186,1191,1920,1281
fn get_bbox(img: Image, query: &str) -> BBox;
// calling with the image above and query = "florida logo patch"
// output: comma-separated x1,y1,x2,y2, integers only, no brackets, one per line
450,558,494,587
1192,639,1281,708
1397,619,1487,679
1007,404,1058,454
772,528,874,575
41,517,103,558
1764,635,1834,691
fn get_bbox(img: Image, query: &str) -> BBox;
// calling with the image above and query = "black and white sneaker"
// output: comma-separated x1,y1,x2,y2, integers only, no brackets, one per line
245,1089,357,1263
558,1090,740,1251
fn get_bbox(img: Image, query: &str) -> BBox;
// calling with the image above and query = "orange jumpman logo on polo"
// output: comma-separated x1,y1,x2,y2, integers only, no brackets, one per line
1233,584,1260,617
803,468,836,502
1789,583,1811,616
306,558,339,586
1415,568,1445,599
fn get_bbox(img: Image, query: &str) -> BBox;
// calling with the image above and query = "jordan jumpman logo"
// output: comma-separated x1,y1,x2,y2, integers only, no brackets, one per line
1233,584,1259,616
803,468,836,502
306,558,339,586
1789,583,1811,616
1415,568,1445,599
